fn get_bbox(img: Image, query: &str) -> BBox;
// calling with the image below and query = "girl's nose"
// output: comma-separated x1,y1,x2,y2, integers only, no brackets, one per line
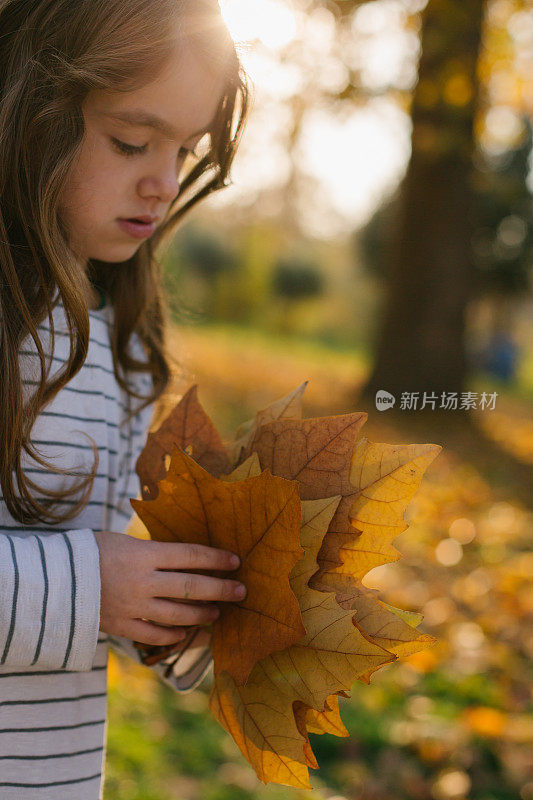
138,162,181,203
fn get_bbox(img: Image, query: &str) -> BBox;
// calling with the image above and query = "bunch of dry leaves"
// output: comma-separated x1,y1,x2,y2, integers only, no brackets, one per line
130,383,441,788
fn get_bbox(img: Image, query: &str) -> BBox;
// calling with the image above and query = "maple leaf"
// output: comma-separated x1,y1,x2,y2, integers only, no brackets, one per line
311,575,435,684
131,384,441,788
241,411,367,582
297,694,349,738
232,382,308,464
293,695,349,770
136,384,231,500
132,453,265,670
239,408,439,692
209,495,394,788
311,437,442,593
131,446,306,685
240,413,441,594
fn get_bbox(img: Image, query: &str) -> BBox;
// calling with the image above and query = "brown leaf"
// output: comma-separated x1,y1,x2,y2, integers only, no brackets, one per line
132,454,263,670
246,413,440,596
258,495,394,709
210,667,312,788
247,412,367,500
234,382,307,465
243,412,367,578
136,385,231,500
209,496,393,787
311,438,442,592
131,446,305,685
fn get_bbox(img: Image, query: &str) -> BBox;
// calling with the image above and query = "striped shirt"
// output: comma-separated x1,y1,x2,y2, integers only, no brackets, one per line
0,296,213,799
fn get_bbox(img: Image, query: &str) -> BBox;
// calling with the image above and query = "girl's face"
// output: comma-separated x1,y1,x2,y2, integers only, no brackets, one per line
59,35,226,268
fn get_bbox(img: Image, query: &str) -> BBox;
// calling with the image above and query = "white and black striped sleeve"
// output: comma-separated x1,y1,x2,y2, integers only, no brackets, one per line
0,529,101,671
108,627,213,693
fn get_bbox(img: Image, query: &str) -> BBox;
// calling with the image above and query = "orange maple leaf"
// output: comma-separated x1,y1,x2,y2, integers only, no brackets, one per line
131,446,306,685
136,384,231,500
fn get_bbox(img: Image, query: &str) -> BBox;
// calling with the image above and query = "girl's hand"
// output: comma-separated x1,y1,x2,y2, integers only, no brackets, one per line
93,531,246,645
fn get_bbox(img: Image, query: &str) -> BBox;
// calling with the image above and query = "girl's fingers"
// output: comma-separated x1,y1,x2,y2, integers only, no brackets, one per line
152,570,246,603
150,541,240,572
128,618,187,647
148,598,221,628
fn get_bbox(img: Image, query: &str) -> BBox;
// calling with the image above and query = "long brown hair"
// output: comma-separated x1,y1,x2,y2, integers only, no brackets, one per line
0,0,249,525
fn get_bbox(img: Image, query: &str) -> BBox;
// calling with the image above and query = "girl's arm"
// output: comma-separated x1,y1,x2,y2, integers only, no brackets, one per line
0,528,101,671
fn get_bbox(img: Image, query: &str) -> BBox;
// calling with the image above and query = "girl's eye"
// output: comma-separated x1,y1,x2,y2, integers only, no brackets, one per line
110,137,196,163
110,137,147,157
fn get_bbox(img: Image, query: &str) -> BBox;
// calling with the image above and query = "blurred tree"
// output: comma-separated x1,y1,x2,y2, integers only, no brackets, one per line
359,114,533,384
360,0,487,397
359,115,533,305
271,255,325,300
472,117,533,296
179,227,235,282
197,0,531,386
271,254,325,332
174,226,238,320
357,190,401,282
302,0,530,397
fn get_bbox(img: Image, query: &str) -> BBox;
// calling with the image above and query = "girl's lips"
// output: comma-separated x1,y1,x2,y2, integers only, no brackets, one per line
117,218,156,239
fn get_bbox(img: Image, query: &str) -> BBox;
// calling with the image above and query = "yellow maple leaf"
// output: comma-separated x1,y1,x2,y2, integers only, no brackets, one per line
298,694,349,738
312,438,442,590
209,496,394,788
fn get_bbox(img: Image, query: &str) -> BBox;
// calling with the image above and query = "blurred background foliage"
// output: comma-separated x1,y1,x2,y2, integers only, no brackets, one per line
105,1,533,799
161,0,533,397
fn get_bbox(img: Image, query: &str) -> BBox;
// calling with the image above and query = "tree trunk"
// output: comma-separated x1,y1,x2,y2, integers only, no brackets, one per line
363,0,486,399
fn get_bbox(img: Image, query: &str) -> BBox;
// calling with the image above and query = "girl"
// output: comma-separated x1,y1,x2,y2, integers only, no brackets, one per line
0,0,249,797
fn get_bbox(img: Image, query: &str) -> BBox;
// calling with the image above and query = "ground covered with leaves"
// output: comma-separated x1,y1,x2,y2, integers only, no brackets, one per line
104,325,533,800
